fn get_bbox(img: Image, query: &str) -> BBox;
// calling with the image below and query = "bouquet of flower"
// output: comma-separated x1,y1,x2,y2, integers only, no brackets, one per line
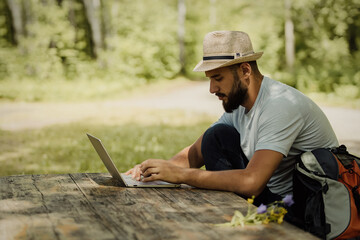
218,195,294,227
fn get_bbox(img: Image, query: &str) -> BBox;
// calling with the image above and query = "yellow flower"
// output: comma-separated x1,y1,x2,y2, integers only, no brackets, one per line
270,208,275,215
217,194,293,228
278,215,284,224
247,195,255,204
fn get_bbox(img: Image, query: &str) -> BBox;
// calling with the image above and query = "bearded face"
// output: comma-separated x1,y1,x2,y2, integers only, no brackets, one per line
222,68,249,113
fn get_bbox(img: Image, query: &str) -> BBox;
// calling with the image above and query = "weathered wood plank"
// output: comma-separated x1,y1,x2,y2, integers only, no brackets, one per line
0,173,319,240
70,173,175,240
0,174,59,240
0,174,118,240
32,174,119,240
76,173,319,240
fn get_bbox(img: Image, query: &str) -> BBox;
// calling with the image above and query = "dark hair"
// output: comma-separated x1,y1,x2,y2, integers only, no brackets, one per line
248,61,259,73
229,61,259,74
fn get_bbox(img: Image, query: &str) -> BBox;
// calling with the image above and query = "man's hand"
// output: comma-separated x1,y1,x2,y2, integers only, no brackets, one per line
125,139,202,183
124,164,143,181
140,159,185,183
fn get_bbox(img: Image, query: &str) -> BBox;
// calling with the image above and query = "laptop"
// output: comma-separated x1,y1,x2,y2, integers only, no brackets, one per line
86,133,181,188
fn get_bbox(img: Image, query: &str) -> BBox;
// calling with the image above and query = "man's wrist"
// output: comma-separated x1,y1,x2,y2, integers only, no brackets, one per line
179,167,197,185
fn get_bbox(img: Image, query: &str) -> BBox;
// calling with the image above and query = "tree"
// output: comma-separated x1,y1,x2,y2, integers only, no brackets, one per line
82,0,104,58
0,0,16,46
292,0,360,93
209,0,216,27
178,0,186,74
5,0,27,44
284,0,295,72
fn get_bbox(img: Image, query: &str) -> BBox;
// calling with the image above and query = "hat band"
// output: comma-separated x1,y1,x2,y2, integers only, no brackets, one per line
203,55,234,61
203,51,254,61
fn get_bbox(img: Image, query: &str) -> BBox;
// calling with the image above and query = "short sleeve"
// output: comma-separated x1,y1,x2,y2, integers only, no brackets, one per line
255,100,305,156
212,112,234,127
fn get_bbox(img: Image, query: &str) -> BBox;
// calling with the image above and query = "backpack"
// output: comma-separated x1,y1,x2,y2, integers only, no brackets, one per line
290,145,360,240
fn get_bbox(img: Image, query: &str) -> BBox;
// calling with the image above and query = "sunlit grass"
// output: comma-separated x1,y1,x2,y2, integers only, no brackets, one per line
0,110,214,177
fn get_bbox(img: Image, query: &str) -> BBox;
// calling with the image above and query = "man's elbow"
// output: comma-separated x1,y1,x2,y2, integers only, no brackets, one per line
233,176,266,198
188,144,204,168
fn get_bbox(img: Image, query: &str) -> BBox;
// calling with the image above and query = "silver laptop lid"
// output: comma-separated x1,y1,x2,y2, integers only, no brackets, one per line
87,133,181,188
86,133,123,181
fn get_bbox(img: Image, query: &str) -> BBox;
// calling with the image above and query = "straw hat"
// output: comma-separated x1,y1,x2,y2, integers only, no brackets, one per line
193,31,263,72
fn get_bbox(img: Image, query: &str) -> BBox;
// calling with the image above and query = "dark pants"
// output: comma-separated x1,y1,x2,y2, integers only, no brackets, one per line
201,123,282,206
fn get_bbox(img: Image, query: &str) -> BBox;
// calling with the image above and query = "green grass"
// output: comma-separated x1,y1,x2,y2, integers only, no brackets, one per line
0,77,212,177
1,76,359,177
0,114,213,177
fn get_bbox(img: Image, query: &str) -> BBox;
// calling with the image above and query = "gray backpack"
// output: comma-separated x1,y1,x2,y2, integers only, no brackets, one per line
290,145,360,240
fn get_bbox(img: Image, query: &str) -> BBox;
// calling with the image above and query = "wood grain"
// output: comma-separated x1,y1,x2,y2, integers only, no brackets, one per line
0,173,318,240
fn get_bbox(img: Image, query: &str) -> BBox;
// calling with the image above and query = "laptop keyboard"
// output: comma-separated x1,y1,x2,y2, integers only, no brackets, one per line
120,173,177,186
121,174,143,185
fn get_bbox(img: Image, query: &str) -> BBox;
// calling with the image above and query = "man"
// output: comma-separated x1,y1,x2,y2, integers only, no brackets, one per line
126,31,338,205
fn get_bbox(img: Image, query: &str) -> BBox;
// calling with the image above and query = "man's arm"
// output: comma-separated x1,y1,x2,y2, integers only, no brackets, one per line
141,149,283,197
168,134,204,168
125,134,204,180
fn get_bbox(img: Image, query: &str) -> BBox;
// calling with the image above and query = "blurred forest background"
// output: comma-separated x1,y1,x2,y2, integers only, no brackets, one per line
1,0,360,176
0,0,360,101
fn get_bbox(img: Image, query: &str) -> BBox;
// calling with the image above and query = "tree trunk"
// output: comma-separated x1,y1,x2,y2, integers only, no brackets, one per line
347,23,359,54
2,0,17,45
82,0,103,58
209,0,216,27
56,0,63,6
284,0,295,71
6,0,24,43
99,0,107,50
178,0,186,74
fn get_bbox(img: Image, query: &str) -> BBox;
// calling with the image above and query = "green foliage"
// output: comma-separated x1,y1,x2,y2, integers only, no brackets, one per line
291,0,360,94
0,0,359,101
0,0,79,80
0,0,14,46
101,0,180,81
0,0,181,83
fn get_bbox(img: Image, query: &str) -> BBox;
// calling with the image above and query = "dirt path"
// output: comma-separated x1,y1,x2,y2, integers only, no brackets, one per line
1,81,360,154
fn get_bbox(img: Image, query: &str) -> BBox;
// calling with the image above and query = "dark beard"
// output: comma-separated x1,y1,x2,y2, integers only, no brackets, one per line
223,70,248,113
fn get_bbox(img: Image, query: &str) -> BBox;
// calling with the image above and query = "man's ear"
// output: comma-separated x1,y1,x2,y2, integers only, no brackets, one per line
239,62,252,77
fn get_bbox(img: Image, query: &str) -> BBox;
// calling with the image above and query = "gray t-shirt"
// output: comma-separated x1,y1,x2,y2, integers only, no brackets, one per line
214,76,338,196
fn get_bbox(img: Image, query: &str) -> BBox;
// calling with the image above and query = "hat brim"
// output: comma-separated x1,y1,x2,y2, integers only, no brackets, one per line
193,52,263,72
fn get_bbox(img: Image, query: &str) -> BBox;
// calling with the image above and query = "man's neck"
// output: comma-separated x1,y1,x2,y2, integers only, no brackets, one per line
243,74,264,112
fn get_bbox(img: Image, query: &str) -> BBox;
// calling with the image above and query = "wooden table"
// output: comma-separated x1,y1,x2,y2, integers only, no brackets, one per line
0,173,318,240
